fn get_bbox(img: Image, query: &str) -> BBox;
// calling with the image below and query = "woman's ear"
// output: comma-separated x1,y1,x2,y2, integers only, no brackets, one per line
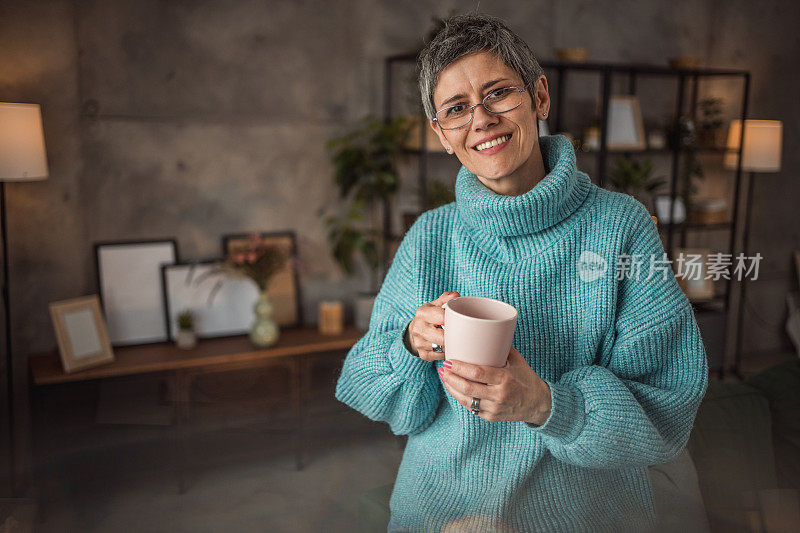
430,120,453,153
534,75,551,120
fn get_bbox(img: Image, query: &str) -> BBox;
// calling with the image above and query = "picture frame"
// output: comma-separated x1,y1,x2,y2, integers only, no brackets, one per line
674,248,715,301
94,238,179,347
161,259,260,341
49,295,115,373
607,95,647,151
221,231,303,327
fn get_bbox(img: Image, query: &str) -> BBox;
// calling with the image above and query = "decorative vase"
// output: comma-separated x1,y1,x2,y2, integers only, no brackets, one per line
250,290,279,348
176,328,197,350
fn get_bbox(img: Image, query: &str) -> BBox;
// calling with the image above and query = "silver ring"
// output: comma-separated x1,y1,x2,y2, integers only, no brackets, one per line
431,343,443,353
470,397,480,415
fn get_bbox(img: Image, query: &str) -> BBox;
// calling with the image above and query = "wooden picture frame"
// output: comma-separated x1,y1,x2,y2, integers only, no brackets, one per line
161,259,259,341
607,95,647,151
674,248,715,301
49,295,115,373
94,238,179,347
221,231,303,327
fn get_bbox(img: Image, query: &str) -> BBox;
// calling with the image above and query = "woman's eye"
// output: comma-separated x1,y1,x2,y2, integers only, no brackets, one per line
487,87,513,100
446,104,466,116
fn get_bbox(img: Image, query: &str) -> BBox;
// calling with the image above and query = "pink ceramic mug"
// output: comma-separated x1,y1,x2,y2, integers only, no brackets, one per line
442,296,518,367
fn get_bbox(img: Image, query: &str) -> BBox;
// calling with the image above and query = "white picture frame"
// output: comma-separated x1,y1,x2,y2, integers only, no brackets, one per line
95,239,178,346
161,260,260,341
607,95,647,151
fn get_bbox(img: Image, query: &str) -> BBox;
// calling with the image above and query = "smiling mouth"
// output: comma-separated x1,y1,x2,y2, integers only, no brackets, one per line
473,134,512,152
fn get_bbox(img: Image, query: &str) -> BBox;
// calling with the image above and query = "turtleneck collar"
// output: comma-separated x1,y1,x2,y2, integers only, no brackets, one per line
455,134,591,237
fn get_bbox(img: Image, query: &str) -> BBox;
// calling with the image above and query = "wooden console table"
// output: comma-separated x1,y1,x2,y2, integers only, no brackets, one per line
29,326,364,493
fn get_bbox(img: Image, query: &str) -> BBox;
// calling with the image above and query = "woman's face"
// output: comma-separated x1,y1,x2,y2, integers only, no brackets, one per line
430,51,550,185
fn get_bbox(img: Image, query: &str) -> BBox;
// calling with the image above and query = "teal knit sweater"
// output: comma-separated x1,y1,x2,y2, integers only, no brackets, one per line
335,134,709,532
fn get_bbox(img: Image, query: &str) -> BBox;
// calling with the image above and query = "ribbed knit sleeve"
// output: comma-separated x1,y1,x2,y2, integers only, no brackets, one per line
528,201,709,468
334,221,443,436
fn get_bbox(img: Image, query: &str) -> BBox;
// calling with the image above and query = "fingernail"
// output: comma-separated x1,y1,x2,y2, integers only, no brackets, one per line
438,367,444,377
443,360,452,369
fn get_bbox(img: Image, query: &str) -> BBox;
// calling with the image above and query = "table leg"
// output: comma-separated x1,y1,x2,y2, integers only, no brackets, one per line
171,369,192,494
291,358,303,471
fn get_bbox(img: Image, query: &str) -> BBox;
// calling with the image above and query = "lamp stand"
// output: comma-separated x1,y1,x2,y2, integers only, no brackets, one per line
732,171,756,381
1,181,16,496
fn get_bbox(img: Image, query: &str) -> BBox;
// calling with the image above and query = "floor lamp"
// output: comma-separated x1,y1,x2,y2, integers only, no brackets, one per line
0,103,49,495
724,119,783,378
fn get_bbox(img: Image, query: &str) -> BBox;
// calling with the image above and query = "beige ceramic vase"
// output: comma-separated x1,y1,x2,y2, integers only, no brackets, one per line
250,290,279,348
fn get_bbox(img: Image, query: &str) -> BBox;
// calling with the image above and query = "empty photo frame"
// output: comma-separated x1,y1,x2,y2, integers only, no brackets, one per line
49,295,115,373
95,239,179,346
221,231,303,327
161,259,260,341
607,95,647,151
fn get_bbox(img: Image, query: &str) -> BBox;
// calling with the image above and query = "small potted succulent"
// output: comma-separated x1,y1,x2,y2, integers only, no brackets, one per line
175,309,197,350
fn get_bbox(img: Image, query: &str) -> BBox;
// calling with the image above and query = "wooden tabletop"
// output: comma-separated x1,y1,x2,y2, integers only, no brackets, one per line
29,326,365,385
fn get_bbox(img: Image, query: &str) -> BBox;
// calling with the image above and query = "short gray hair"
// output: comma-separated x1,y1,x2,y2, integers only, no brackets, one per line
418,13,544,120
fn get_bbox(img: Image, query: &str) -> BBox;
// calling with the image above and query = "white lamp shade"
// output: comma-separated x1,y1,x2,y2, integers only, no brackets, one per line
0,102,49,181
724,119,782,172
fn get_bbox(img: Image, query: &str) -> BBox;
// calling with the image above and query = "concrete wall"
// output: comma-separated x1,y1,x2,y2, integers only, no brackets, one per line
2,0,799,470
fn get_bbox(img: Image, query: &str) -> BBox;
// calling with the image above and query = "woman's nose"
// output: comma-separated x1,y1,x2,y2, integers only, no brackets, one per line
471,104,499,130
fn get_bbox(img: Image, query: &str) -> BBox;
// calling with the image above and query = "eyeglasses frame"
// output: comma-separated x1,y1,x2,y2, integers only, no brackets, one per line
432,84,530,131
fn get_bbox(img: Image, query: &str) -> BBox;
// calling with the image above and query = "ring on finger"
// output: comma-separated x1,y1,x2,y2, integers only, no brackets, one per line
431,343,443,353
470,397,480,415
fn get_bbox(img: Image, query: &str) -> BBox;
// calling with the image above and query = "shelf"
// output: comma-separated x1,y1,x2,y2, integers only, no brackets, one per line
539,60,748,77
576,146,729,156
389,54,749,77
402,148,451,156
658,222,732,232
690,297,727,313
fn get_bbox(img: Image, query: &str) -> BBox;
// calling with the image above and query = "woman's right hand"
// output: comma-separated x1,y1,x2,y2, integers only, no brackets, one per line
407,291,460,361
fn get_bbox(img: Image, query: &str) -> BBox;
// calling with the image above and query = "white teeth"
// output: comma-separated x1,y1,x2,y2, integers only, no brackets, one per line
475,134,510,151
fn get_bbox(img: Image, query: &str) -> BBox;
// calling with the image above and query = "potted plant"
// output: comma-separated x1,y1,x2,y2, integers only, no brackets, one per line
325,115,411,330
175,309,197,350
608,155,666,211
697,97,724,147
667,116,706,217
402,179,456,232
204,234,288,348
426,178,455,209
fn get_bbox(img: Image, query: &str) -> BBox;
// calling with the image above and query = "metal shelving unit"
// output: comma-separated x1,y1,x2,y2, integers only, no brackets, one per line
383,56,751,377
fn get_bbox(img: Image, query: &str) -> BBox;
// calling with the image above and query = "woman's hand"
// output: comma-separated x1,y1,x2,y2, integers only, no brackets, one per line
407,291,460,362
438,347,552,425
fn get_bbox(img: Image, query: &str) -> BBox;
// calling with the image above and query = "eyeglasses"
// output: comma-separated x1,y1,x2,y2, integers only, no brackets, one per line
433,85,529,130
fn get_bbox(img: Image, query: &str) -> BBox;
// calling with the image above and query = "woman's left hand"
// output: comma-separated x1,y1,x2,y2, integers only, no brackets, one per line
438,347,552,425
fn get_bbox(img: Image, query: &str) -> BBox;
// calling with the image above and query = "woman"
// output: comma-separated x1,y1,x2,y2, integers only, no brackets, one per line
335,13,708,533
